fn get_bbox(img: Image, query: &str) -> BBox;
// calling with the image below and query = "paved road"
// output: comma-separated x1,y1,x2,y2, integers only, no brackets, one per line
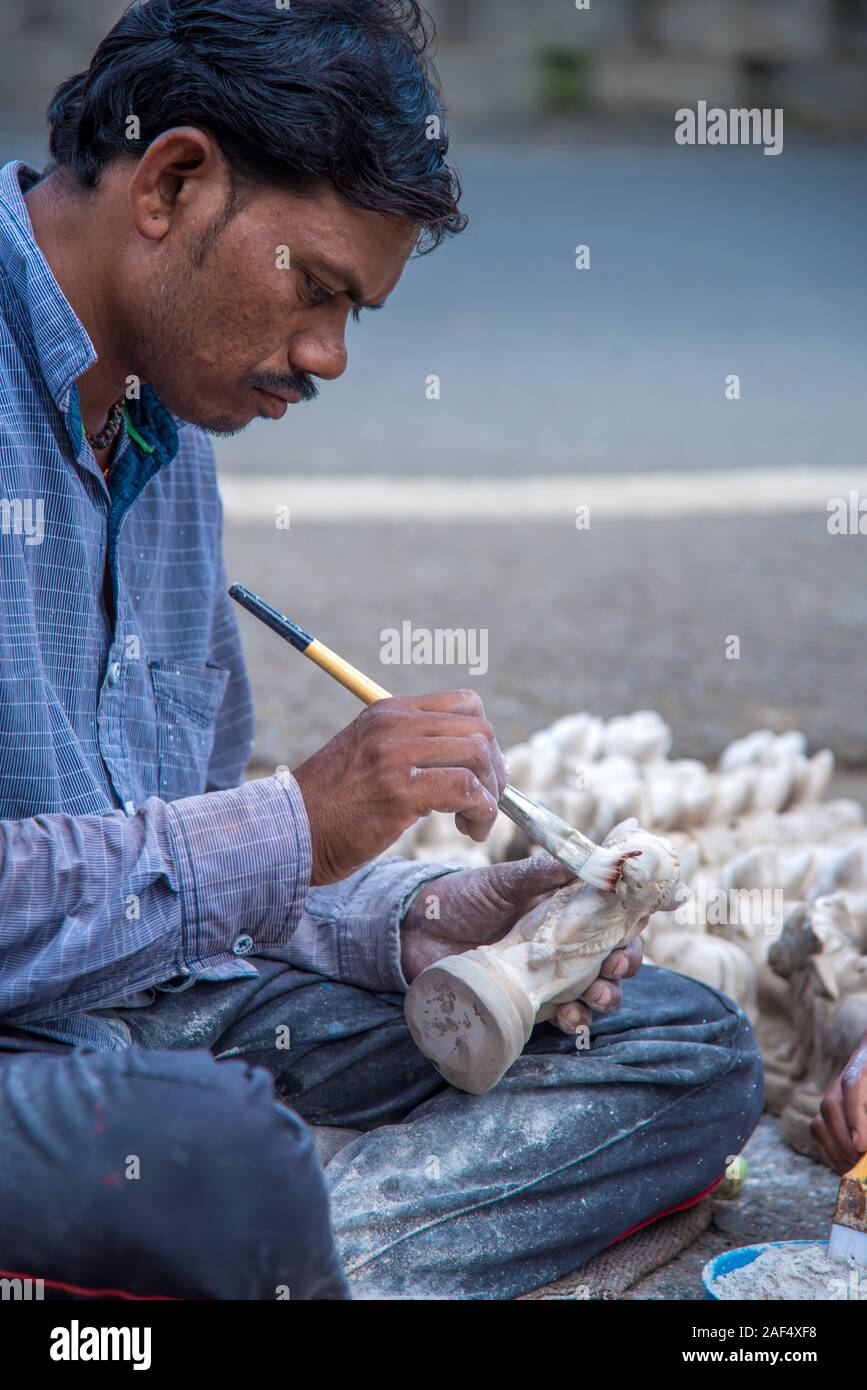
5,136,864,481
225,510,867,773
210,143,867,478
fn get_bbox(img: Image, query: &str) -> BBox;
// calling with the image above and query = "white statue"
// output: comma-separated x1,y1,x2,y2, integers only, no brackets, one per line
646,929,759,1021
384,713,849,869
766,894,867,1160
390,708,867,1148
404,821,685,1094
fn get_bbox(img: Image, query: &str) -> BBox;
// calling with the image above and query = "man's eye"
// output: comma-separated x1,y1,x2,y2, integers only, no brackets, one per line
303,273,334,307
303,273,363,323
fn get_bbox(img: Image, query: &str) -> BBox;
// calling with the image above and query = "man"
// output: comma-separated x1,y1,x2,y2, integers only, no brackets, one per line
0,0,762,1299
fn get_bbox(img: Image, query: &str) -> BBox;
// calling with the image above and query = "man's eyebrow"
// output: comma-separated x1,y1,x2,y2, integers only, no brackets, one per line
313,257,388,311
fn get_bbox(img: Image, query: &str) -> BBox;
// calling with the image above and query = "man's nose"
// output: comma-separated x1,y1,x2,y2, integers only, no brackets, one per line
290,330,348,383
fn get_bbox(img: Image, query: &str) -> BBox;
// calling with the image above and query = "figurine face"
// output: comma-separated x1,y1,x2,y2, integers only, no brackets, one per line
607,826,684,914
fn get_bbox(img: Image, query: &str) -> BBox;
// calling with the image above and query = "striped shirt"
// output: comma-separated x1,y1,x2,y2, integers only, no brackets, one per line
0,160,448,1051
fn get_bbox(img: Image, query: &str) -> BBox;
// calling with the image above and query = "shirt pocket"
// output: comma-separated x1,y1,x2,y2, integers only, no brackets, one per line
149,660,230,801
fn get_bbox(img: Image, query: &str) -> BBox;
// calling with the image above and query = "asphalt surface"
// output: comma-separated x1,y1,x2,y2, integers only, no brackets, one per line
212,144,867,478
225,509,867,773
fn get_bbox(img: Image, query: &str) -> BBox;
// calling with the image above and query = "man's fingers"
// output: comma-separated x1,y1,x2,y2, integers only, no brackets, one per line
811,1113,852,1176
390,689,485,717
384,708,497,740
840,1044,867,1153
380,696,509,796
476,853,576,907
555,1001,592,1034
582,978,622,1012
600,939,643,981
841,1083,867,1157
410,767,499,842
411,736,501,805
819,1088,861,1170
298,688,509,884
454,810,495,842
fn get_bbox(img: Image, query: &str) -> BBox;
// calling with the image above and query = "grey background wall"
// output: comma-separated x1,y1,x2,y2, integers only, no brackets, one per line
2,1,866,139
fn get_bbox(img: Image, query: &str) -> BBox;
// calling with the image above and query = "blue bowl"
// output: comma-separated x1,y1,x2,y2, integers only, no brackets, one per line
703,1240,823,1300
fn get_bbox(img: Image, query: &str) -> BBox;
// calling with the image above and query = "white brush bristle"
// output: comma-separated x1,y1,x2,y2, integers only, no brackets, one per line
829,1222,867,1268
578,844,623,891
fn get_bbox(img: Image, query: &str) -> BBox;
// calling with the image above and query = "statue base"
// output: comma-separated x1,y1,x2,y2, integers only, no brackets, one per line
404,950,537,1095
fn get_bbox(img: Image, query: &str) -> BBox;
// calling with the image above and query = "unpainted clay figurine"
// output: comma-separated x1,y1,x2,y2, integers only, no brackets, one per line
389,709,867,1155
404,820,685,1094
766,894,867,1160
646,929,758,1020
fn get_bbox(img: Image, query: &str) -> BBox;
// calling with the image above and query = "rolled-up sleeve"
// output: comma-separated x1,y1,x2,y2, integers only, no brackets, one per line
288,857,463,994
0,772,311,1024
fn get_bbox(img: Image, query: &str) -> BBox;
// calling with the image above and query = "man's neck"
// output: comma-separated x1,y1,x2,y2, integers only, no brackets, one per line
24,171,128,438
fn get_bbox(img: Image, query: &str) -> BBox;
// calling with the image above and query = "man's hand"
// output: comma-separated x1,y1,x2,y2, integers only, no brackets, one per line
811,1031,867,1173
400,853,643,1032
293,690,507,885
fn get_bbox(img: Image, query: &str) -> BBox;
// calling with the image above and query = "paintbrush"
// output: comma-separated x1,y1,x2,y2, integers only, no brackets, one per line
229,582,635,891
828,1152,867,1268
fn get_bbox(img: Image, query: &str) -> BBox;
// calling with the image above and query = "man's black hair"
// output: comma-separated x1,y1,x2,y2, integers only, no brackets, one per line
46,0,466,252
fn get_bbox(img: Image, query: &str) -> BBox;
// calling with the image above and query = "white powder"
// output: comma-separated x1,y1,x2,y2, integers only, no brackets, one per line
714,1243,867,1301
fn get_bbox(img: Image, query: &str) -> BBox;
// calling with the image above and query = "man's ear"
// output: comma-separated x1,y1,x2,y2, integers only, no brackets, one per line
127,127,226,243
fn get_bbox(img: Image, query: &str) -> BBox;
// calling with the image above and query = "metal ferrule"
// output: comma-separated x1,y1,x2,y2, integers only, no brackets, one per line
498,785,598,875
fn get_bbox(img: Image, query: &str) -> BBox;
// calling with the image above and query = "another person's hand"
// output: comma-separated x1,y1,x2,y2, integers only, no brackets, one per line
811,1031,867,1173
293,690,507,885
400,853,643,1031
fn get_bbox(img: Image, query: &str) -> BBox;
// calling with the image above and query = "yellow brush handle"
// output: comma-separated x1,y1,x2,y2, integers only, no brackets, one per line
294,622,601,875
227,585,616,887
305,638,391,705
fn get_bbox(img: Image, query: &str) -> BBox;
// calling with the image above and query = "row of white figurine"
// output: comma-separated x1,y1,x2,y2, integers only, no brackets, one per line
386,710,839,867
643,786,867,1022
507,710,809,779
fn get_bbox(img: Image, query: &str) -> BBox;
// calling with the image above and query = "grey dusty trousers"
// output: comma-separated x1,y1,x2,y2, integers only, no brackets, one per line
0,960,763,1300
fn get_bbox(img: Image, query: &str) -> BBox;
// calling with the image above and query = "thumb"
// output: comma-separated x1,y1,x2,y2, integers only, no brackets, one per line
481,852,576,909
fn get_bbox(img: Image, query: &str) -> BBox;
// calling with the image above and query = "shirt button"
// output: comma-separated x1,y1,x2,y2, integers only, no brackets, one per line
107,660,121,687
122,799,136,816
233,935,254,957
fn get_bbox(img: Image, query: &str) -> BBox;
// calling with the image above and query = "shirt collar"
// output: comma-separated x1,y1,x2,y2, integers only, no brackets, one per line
0,160,96,414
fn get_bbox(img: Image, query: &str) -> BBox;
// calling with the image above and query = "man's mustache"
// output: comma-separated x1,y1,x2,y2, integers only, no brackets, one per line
248,371,320,403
